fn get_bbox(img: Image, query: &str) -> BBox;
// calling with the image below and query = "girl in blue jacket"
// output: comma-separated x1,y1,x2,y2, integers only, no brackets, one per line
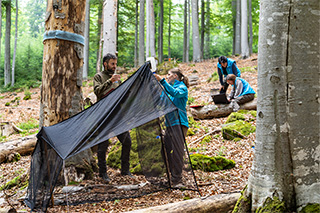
226,74,255,111
154,68,189,188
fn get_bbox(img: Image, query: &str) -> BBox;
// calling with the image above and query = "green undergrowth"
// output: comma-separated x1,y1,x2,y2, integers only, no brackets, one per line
189,153,235,172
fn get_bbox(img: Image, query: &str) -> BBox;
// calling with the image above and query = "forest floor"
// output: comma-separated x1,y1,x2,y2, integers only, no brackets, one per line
0,54,258,212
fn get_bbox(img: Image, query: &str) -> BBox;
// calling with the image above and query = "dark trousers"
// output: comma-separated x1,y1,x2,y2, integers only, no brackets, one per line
234,93,255,104
97,131,131,175
162,125,188,184
220,81,229,94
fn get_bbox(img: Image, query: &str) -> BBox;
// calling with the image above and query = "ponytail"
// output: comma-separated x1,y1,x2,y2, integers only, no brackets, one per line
168,68,190,88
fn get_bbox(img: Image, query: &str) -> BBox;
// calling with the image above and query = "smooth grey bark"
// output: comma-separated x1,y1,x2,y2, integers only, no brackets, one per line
204,0,210,59
146,0,149,58
138,0,145,65
158,0,163,63
103,0,118,56
149,0,156,58
83,0,90,80
96,3,103,73
183,0,187,62
200,0,204,60
234,0,241,55
248,0,253,55
191,0,201,62
0,0,2,82
240,0,249,58
134,0,138,67
11,0,18,87
246,0,320,211
168,0,171,59
186,0,190,62
4,1,11,87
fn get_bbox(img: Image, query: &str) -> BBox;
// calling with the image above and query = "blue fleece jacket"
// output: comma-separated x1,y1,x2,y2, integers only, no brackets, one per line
160,78,189,128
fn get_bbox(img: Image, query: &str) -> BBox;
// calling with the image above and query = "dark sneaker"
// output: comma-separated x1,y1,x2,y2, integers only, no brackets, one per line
99,173,111,183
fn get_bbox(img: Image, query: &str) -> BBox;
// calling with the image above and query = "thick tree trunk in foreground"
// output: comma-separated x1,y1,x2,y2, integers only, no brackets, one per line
243,0,320,211
190,99,257,120
126,193,240,213
40,0,85,127
0,135,37,164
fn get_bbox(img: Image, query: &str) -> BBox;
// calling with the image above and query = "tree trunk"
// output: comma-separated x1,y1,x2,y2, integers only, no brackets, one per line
11,0,18,87
248,0,253,55
83,0,90,80
191,0,201,62
240,0,249,59
190,99,257,120
4,1,11,87
200,0,205,60
158,0,163,63
40,0,85,127
103,0,118,56
126,193,240,213
204,0,210,59
134,0,138,67
0,135,37,164
168,0,171,59
96,1,103,73
234,0,241,55
186,0,190,62
243,0,320,211
183,0,187,62
0,0,2,78
138,0,145,65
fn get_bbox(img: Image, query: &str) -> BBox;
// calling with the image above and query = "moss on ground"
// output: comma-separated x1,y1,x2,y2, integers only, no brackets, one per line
190,153,235,172
222,120,256,140
300,203,320,213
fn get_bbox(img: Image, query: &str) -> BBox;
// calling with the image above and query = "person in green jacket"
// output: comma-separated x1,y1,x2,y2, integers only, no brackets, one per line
93,53,132,182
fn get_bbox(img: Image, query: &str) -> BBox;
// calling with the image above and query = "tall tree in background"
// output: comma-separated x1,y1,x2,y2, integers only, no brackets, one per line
183,0,188,62
11,0,18,86
103,0,118,56
204,0,210,59
200,0,204,60
158,0,163,63
234,0,241,55
237,0,320,211
138,0,145,65
83,0,90,80
248,0,253,55
4,0,11,86
191,0,201,62
96,2,103,73
186,0,190,62
134,0,138,67
0,0,2,78
168,0,171,59
240,0,249,58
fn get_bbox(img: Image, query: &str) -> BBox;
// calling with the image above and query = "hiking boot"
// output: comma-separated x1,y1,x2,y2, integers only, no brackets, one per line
121,170,135,178
99,173,111,183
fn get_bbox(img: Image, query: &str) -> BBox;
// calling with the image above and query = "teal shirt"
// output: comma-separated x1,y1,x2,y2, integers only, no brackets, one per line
160,79,189,128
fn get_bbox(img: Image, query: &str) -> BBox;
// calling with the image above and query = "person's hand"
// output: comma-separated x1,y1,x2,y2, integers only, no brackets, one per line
110,74,121,83
154,74,162,81
220,85,224,90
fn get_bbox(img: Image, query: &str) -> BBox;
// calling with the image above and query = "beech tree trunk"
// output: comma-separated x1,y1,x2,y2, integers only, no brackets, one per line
234,0,241,55
11,0,18,87
4,1,11,87
200,0,204,60
183,0,187,62
186,0,190,62
158,0,163,63
168,0,172,59
204,0,210,59
248,0,253,55
134,0,138,67
138,0,145,65
191,0,201,62
243,0,320,211
103,0,118,56
83,0,90,80
240,0,249,58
